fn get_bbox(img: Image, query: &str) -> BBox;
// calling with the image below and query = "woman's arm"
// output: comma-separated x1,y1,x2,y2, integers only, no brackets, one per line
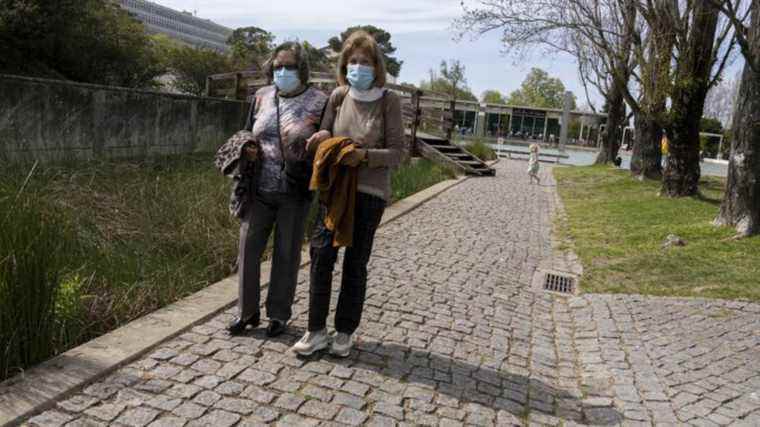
243,97,257,132
366,91,404,169
306,89,343,153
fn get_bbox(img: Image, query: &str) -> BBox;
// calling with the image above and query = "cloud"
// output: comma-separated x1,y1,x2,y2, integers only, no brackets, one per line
152,0,464,33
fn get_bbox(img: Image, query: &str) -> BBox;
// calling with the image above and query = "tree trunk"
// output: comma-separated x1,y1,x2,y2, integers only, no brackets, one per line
715,6,760,236
631,112,663,179
595,86,625,164
662,2,720,197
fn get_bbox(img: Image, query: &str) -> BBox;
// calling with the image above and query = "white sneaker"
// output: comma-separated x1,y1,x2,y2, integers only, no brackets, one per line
330,332,354,358
291,330,328,356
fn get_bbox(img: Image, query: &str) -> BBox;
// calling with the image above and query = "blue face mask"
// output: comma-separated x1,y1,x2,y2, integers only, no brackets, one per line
273,68,301,93
347,64,375,91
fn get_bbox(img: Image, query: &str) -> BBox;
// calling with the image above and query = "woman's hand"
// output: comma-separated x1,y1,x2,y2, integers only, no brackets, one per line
340,149,367,167
306,130,331,152
244,143,258,160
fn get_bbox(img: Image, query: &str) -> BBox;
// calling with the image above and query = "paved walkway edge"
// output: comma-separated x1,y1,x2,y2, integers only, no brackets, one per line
0,171,475,426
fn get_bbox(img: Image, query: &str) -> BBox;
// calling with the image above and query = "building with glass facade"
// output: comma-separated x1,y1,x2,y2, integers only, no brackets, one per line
118,0,232,52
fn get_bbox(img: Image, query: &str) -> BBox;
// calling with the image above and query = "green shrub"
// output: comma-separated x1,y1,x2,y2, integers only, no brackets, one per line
465,140,497,161
392,159,457,202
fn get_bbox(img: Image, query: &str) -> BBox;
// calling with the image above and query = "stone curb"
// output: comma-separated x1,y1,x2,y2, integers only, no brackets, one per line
0,171,475,426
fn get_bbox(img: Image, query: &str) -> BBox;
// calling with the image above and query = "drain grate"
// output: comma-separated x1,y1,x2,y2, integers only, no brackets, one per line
544,272,575,294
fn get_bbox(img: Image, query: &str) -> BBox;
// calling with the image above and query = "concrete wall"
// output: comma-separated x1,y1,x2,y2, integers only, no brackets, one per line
0,74,248,163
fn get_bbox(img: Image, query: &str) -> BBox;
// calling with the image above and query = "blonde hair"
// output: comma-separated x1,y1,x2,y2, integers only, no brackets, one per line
530,144,540,153
336,30,387,88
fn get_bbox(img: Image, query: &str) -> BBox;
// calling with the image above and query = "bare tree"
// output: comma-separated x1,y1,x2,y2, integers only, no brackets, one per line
454,0,642,169
711,0,760,237
661,1,737,197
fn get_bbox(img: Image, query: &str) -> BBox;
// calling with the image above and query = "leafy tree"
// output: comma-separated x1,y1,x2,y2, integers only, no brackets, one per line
419,73,477,102
481,90,505,104
438,60,468,102
165,42,234,96
0,0,165,88
700,117,724,135
228,26,275,70
506,68,576,109
302,41,332,73
328,25,403,77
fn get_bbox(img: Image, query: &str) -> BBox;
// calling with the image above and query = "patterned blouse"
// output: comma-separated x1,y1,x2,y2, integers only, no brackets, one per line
249,85,328,194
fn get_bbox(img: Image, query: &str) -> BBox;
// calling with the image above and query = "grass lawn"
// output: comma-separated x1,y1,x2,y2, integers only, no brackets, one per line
554,165,760,301
0,154,455,380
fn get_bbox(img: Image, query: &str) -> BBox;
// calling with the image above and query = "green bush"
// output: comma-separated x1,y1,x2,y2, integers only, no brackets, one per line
465,140,497,161
392,159,457,202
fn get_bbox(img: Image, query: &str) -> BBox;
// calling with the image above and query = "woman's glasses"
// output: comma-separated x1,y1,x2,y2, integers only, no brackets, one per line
273,64,298,71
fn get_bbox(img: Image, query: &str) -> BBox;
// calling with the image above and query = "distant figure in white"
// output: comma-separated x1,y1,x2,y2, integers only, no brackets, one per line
528,143,541,184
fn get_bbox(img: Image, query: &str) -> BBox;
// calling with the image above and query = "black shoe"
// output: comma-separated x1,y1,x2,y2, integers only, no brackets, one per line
266,319,287,337
227,315,259,335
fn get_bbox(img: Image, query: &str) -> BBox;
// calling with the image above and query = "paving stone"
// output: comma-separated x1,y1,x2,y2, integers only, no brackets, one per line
298,399,341,420
240,385,277,404
193,375,223,389
273,392,306,411
82,383,122,400
214,381,245,396
192,390,222,406
84,403,127,422
186,410,240,427
248,405,281,423
237,368,277,386
171,402,207,419
335,407,369,425
167,384,203,399
146,416,188,427
28,410,75,427
275,414,319,427
63,417,106,427
58,395,100,412
373,402,405,420
114,407,160,427
213,397,256,414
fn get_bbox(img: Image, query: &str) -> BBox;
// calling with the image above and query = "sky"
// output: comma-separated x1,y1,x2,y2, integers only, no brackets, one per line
151,0,606,107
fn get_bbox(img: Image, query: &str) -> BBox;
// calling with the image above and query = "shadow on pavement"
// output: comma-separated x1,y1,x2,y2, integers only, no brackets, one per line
289,336,623,426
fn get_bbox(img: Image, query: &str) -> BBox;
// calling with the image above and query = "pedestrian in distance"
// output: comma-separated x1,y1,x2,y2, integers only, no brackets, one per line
528,143,541,184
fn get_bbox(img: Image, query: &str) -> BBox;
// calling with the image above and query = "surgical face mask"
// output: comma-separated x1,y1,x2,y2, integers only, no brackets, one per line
273,67,301,93
347,64,375,91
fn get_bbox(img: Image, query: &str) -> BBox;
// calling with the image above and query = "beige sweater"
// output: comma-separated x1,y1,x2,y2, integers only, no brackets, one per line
319,87,405,201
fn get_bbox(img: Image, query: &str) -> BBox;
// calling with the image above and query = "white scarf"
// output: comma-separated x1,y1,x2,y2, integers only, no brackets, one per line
348,86,385,102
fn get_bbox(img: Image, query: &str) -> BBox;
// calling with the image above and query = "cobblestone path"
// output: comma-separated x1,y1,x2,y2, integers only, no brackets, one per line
27,161,760,426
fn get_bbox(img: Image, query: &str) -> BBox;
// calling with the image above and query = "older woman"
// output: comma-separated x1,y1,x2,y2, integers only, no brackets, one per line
292,31,405,357
227,42,327,337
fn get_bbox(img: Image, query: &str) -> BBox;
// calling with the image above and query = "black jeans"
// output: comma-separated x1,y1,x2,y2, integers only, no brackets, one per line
308,192,386,334
237,191,311,322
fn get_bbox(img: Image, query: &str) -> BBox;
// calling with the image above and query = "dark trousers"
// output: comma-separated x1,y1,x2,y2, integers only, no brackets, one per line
238,191,311,322
308,192,386,334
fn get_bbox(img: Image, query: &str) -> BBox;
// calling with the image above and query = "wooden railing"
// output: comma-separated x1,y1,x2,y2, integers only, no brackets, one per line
205,71,457,156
